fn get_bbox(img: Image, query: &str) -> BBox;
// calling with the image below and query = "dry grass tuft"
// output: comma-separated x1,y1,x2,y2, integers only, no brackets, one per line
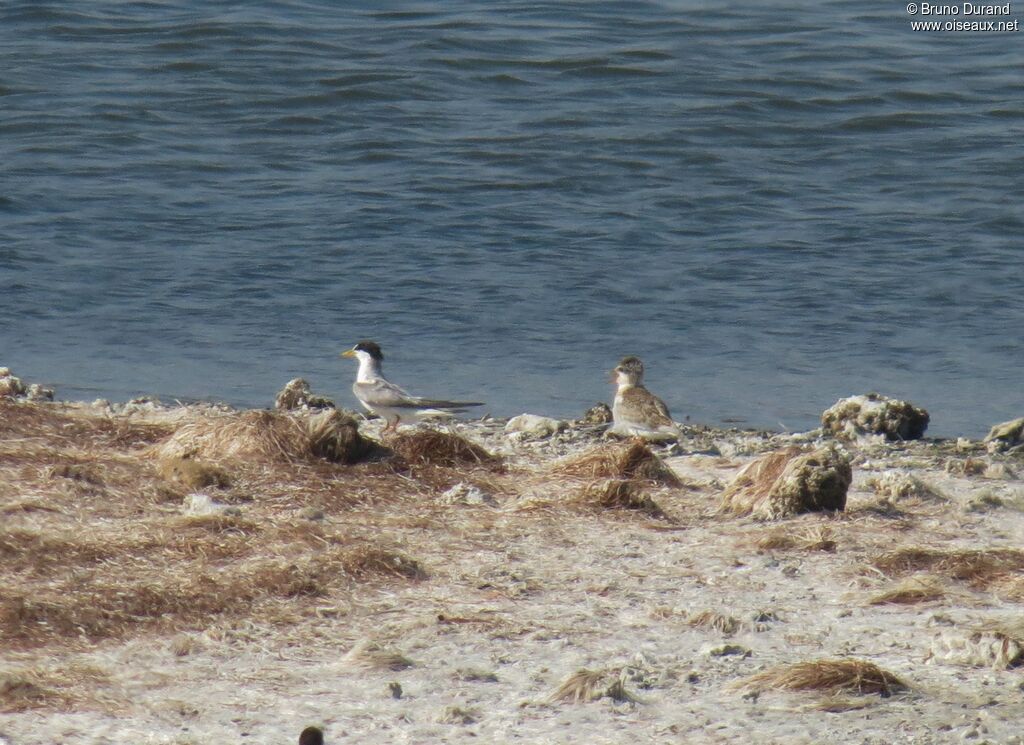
738,659,907,697
0,671,64,712
177,512,259,534
153,410,311,462
549,668,638,704
576,479,669,520
338,546,427,581
47,463,105,485
0,499,62,515
806,696,876,712
550,669,606,703
438,705,479,724
157,456,231,490
871,547,1024,589
724,447,798,505
0,404,426,662
1,538,425,646
993,574,1024,602
687,610,742,635
387,429,499,469
171,634,202,657
0,664,109,712
0,527,135,574
869,575,946,605
0,400,174,450
755,526,837,552
153,409,374,465
553,440,680,486
343,641,415,671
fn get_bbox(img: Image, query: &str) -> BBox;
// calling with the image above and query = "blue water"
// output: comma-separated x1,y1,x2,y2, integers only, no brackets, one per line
2,2,1022,438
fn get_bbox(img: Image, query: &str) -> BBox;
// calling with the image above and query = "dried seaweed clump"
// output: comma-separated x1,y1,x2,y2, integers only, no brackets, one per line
307,409,376,464
152,409,373,465
739,659,906,697
929,620,1024,669
867,471,941,501
577,479,669,520
821,393,929,441
0,367,26,398
984,416,1024,451
554,440,681,487
549,668,638,704
580,402,613,425
387,429,499,468
721,446,851,519
871,547,1024,589
0,367,53,401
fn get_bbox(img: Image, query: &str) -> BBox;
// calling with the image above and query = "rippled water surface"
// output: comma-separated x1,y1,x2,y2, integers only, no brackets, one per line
2,1,1022,436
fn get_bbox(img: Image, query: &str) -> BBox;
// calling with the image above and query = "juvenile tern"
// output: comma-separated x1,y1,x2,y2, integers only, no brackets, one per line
340,340,484,431
610,355,680,441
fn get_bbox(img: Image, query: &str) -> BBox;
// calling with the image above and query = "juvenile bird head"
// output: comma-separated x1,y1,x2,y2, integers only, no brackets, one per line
612,355,645,386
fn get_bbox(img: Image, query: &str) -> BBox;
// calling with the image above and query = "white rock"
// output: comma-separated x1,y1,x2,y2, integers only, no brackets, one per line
504,413,568,439
183,493,239,516
26,383,54,401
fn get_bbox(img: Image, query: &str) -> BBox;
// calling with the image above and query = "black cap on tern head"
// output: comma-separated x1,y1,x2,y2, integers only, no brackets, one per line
298,726,324,745
353,340,383,361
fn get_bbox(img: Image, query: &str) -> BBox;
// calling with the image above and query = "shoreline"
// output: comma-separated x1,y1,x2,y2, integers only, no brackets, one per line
8,363,1011,442
1,379,1023,744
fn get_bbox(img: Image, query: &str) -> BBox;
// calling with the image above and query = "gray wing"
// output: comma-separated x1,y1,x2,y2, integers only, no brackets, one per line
354,379,482,410
353,378,420,408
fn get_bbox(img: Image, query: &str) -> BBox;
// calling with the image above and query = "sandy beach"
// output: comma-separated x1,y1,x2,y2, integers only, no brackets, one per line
2,381,1024,745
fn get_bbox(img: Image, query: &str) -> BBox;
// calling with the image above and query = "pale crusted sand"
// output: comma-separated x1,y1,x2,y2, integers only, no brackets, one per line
2,404,1024,745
